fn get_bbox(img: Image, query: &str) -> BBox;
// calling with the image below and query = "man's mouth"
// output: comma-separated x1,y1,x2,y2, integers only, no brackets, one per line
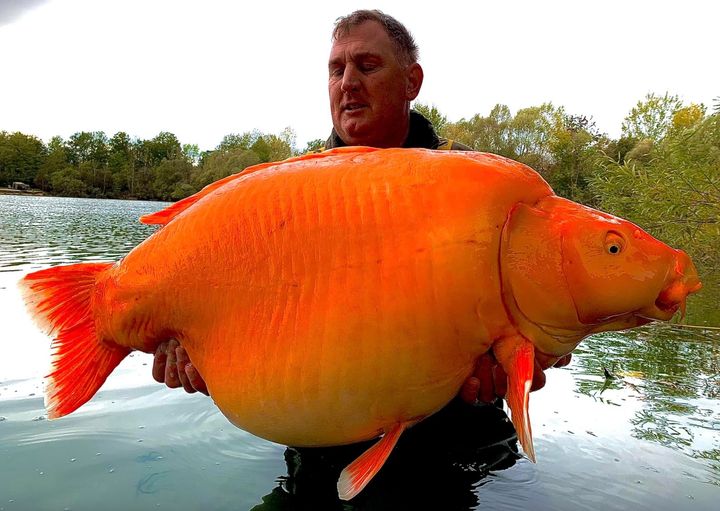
343,102,367,112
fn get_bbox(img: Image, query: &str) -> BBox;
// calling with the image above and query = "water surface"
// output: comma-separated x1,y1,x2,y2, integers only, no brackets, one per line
1,195,718,510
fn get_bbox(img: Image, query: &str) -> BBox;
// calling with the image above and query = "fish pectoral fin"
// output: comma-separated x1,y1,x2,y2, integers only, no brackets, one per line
493,335,536,462
337,422,407,501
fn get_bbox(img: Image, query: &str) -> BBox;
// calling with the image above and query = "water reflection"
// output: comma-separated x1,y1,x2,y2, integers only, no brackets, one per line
572,326,720,486
252,401,520,511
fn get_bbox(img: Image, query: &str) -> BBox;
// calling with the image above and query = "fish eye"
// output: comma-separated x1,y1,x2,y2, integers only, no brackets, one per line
604,231,625,255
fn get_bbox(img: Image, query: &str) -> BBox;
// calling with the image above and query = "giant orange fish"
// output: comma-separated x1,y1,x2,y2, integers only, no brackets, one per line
20,147,701,500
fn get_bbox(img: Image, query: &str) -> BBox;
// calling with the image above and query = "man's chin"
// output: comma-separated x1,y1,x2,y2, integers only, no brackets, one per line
338,124,373,146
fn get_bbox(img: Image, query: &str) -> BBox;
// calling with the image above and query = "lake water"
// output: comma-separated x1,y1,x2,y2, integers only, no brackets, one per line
0,195,718,510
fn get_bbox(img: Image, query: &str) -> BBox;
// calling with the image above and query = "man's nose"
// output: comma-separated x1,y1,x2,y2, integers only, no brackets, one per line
340,65,360,92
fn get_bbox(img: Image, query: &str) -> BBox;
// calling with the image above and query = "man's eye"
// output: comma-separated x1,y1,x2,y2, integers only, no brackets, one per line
329,67,344,77
360,64,378,73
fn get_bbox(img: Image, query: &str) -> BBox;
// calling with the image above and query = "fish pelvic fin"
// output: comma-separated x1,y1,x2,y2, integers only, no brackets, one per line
19,263,131,419
493,336,536,462
337,421,407,501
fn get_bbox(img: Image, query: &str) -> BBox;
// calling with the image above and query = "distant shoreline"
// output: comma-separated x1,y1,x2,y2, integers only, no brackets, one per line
0,188,162,201
0,188,46,196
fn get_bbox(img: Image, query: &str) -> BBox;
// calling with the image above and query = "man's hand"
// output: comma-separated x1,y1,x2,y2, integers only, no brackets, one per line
460,350,572,404
152,339,209,395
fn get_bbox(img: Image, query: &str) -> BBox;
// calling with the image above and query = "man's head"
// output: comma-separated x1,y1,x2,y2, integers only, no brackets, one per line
328,10,423,148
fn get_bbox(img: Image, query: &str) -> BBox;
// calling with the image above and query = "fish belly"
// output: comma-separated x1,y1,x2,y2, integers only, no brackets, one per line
197,252,492,446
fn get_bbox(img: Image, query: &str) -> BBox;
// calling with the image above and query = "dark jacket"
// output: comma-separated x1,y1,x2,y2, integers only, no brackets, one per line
324,110,471,151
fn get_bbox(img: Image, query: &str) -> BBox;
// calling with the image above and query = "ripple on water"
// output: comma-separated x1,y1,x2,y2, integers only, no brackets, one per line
0,384,284,510
0,195,165,273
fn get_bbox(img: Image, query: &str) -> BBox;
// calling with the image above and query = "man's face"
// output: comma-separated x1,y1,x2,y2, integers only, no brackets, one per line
328,21,423,148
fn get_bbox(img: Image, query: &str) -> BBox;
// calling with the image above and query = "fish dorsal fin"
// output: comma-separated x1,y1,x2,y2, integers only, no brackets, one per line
337,421,407,500
139,146,380,226
139,171,250,225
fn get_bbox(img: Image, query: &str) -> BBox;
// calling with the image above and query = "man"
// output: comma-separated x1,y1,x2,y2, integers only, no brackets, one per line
153,9,569,410
324,10,468,152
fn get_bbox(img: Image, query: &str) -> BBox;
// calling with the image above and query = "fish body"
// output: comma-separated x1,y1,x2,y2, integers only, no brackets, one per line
91,148,549,446
20,147,701,499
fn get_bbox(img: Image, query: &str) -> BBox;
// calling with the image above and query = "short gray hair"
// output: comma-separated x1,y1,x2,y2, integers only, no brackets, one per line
332,9,419,65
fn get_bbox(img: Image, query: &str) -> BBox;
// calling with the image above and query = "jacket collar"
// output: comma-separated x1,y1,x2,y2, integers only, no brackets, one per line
325,110,439,149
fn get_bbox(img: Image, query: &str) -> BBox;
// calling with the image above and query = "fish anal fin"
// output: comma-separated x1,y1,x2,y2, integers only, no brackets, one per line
493,336,536,462
139,147,381,226
337,422,407,501
19,263,131,418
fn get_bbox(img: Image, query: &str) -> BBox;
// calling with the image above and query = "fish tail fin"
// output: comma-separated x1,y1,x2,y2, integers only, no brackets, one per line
19,263,131,419
494,336,536,462
337,422,407,500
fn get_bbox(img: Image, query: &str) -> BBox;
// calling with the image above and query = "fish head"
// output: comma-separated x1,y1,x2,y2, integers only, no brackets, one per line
501,196,702,355
559,202,702,328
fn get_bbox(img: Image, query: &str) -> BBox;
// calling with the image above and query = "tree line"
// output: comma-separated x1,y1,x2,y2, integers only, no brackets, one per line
0,127,324,202
1,93,718,265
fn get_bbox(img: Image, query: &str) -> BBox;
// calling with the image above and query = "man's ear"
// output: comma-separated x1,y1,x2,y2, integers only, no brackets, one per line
405,63,423,101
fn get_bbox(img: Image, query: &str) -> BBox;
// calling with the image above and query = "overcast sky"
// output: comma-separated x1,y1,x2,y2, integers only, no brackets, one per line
1,0,718,151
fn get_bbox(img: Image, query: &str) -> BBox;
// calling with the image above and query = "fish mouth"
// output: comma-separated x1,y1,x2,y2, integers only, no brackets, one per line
639,250,702,321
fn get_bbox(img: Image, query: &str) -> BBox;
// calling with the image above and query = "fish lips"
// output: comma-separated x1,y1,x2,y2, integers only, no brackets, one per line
638,251,702,321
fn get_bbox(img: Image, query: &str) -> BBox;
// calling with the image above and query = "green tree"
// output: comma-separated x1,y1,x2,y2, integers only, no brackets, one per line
547,114,602,204
599,135,639,165
66,131,110,194
441,103,563,174
248,128,295,163
35,136,68,191
472,104,514,155
217,128,295,164
183,143,201,165
0,131,46,186
278,127,297,156
193,148,260,189
50,167,87,196
413,103,448,134
108,132,134,196
66,131,109,166
508,103,563,174
171,183,196,201
153,157,194,201
621,92,683,141
441,104,514,155
299,138,326,154
132,133,183,199
145,132,182,166
671,103,706,132
218,132,257,152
